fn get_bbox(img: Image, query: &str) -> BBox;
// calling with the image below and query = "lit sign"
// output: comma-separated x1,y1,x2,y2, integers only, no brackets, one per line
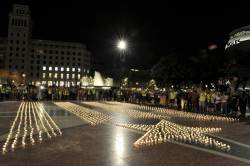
226,30,250,49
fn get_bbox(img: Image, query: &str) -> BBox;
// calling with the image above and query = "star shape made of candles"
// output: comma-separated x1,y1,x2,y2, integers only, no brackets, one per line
132,120,230,151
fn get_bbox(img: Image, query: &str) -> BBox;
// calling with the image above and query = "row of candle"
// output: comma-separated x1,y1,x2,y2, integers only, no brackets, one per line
2,102,62,154
54,102,112,126
135,105,238,122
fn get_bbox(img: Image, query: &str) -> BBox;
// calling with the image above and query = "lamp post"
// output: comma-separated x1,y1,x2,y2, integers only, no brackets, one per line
117,39,127,87
22,73,26,85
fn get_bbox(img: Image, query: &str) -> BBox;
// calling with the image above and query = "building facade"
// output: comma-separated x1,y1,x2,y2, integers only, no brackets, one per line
1,4,91,87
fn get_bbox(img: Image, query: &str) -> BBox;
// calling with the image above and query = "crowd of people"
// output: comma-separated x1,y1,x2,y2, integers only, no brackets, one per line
0,84,249,119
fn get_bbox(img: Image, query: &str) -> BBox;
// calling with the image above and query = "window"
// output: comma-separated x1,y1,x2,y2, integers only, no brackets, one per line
36,73,39,77
61,67,64,71
72,74,75,79
55,51,58,54
67,57,69,60
60,81,64,87
43,73,46,78
78,74,81,79
22,60,24,63
16,47,19,51
78,58,81,61
15,65,18,69
49,73,52,78
61,51,64,54
72,52,76,55
78,68,81,72
61,73,64,79
49,67,52,71
37,66,40,70
9,65,12,68
55,67,58,71
72,68,75,72
22,54,25,57
16,40,19,44
30,66,33,70
31,55,34,58
9,53,13,56
21,65,24,69
87,69,89,73
10,40,13,43
66,74,69,79
78,52,81,56
22,48,25,51
23,41,26,44
73,57,75,60
55,62,58,65
16,53,19,57
49,56,52,59
9,47,12,50
43,61,46,64
66,67,70,72
49,50,53,54
36,60,40,64
55,56,58,59
61,62,64,65
43,66,46,71
9,59,12,62
54,73,58,79
61,57,64,60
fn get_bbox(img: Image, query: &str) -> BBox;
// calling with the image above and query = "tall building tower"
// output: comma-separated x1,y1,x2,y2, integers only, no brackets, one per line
6,4,31,80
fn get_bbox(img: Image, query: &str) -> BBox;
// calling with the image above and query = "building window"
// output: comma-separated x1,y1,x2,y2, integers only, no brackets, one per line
55,67,58,71
49,61,52,65
78,52,81,56
78,58,81,61
55,51,58,54
49,50,53,54
78,74,81,79
43,73,46,78
15,65,18,69
72,74,75,79
61,51,64,54
66,67,70,72
61,57,64,60
37,66,40,70
78,68,81,72
49,73,52,78
22,54,25,57
61,73,63,79
36,73,39,78
54,73,58,79
49,67,52,71
9,53,13,56
73,57,75,60
9,65,12,68
60,81,64,87
61,67,64,71
66,74,69,79
61,62,64,65
43,61,46,65
22,48,25,51
49,56,52,59
36,60,40,64
16,40,19,44
23,41,26,44
22,59,24,63
55,62,58,65
31,55,34,58
72,52,76,55
30,66,33,70
55,56,58,59
21,65,24,69
43,66,46,71
16,47,19,51
67,57,69,60
72,68,75,72
10,40,13,43
9,47,12,50
16,53,19,57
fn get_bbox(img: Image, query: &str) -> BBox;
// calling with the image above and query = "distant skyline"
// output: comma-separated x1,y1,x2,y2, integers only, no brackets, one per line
0,0,250,69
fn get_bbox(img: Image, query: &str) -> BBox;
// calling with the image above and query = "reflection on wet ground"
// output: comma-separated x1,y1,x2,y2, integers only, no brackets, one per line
1,101,250,165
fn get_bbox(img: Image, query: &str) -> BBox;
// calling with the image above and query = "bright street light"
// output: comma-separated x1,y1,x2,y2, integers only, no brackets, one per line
117,40,127,50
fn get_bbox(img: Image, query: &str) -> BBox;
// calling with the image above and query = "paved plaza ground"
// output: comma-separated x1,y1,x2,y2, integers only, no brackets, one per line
1,101,250,166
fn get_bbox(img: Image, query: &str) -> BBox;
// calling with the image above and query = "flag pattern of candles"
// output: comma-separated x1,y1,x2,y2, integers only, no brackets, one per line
2,102,62,155
133,120,230,151
54,102,112,126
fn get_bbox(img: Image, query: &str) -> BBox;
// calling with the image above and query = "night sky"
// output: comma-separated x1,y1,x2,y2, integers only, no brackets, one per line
0,1,250,70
